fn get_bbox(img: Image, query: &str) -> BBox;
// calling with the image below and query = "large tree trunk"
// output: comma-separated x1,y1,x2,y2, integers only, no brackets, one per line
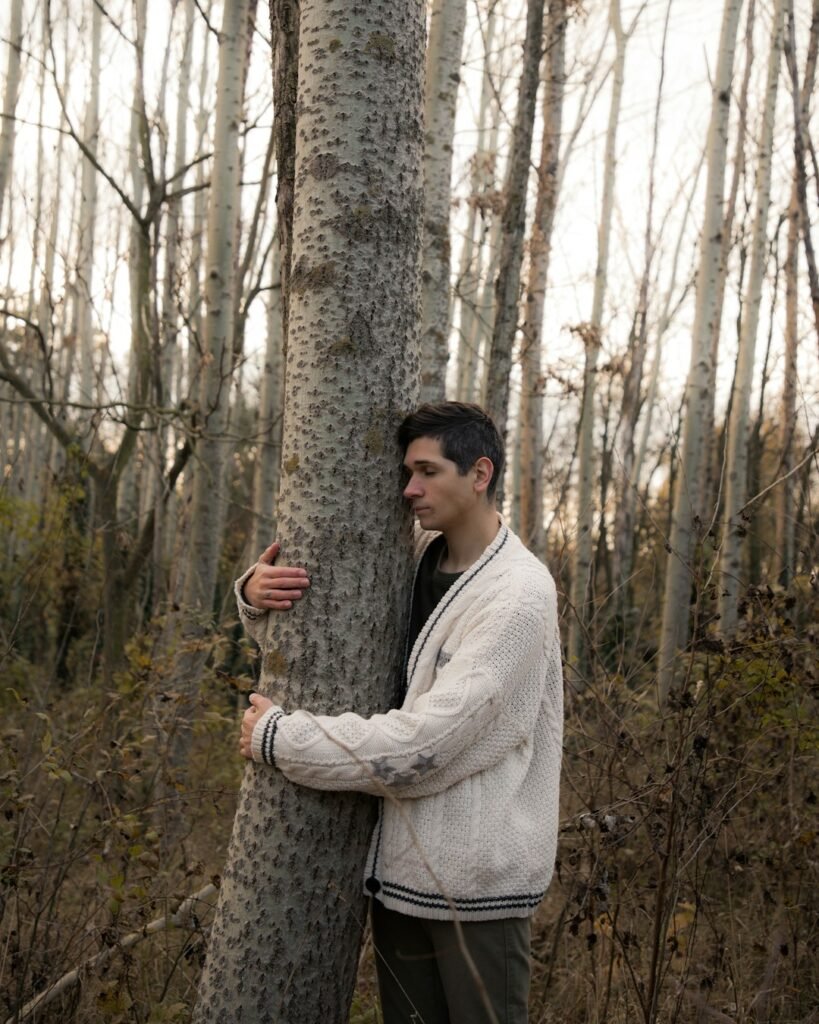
519,0,568,556
485,0,546,448
419,0,468,401
567,0,629,677
719,0,786,633
657,0,743,705
193,1,424,1021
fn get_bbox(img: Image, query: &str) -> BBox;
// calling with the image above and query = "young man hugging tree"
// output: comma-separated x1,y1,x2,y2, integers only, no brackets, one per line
235,402,563,1024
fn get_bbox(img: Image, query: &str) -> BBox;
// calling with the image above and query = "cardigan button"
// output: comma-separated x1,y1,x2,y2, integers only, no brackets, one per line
365,876,381,894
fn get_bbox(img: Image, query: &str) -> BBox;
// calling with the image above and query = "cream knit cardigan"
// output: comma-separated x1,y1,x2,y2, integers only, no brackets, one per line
236,522,563,921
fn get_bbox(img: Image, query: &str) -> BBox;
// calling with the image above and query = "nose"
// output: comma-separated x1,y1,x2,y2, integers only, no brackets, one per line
403,474,423,500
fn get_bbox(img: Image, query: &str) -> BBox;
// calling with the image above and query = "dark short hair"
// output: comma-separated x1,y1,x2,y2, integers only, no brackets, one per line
397,402,505,498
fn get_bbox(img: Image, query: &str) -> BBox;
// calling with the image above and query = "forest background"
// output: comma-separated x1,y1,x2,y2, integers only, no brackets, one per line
0,0,816,1021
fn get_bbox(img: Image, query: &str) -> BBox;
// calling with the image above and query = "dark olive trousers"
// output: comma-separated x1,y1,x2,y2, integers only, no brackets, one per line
370,899,531,1024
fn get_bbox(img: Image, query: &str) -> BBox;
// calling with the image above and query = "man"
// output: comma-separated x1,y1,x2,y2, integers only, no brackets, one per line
236,402,563,1024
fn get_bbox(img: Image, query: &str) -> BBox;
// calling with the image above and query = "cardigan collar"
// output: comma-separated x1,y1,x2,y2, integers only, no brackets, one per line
406,517,511,685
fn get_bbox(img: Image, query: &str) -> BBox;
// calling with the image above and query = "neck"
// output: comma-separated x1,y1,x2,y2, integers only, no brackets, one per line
440,504,500,573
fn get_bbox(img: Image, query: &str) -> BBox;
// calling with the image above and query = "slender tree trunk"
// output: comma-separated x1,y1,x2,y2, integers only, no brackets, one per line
611,0,672,622
485,0,546,447
567,0,630,676
454,8,496,403
0,0,23,241
519,0,568,556
778,0,819,581
251,247,284,558
419,0,468,400
193,1,424,1019
785,0,819,347
658,0,744,704
702,0,755,517
719,0,785,633
182,0,250,622
76,0,102,410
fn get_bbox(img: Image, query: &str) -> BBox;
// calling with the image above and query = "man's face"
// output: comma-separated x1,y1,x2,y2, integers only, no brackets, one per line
402,436,484,534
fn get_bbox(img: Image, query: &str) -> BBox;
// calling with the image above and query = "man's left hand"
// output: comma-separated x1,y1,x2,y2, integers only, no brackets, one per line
240,692,275,759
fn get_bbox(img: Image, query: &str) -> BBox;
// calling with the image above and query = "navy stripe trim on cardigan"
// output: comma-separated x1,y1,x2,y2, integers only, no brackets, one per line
406,526,509,684
380,880,544,912
261,710,284,766
382,879,544,906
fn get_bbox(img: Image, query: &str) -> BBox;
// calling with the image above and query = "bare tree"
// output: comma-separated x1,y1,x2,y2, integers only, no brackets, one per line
193,0,424,1020
0,0,23,241
567,0,639,676
719,0,786,632
485,0,546,446
778,0,819,583
658,0,744,705
519,0,569,556
419,0,468,400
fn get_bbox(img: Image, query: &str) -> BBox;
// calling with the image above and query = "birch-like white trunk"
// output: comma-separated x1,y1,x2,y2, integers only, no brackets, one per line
419,0,467,400
567,0,627,675
657,0,743,704
454,8,496,402
777,0,819,582
0,0,23,239
611,0,673,618
194,1,424,1019
701,0,755,516
76,0,102,410
719,0,786,632
182,0,249,620
519,0,568,554
251,246,284,558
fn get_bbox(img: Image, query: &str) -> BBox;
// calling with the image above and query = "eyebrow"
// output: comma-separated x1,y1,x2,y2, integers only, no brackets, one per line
403,458,442,470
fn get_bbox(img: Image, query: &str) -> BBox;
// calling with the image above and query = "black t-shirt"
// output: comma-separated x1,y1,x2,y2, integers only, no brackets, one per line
406,535,463,663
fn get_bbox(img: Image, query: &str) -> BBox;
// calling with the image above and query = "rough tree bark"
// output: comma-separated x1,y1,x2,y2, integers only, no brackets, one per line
657,0,743,705
193,1,424,1021
419,0,468,401
719,0,786,633
269,0,300,340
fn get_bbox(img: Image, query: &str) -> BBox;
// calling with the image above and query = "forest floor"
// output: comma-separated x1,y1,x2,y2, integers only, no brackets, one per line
1,586,816,1023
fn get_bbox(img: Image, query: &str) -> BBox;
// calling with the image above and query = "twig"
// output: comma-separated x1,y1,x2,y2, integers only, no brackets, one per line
5,884,217,1024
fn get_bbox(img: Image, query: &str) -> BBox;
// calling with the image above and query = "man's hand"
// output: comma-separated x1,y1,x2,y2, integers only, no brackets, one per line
243,541,310,610
240,693,274,759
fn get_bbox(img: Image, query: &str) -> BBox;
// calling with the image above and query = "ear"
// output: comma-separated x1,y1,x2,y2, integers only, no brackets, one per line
473,456,494,496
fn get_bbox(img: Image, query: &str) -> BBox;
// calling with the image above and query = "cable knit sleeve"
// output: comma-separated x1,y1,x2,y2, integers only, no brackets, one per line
234,563,270,645
249,576,556,796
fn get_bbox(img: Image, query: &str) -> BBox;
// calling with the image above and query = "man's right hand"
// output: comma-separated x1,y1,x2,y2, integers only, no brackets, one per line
242,542,310,611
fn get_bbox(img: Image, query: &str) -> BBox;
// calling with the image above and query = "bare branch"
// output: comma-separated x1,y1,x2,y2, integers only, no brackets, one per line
4,883,216,1024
